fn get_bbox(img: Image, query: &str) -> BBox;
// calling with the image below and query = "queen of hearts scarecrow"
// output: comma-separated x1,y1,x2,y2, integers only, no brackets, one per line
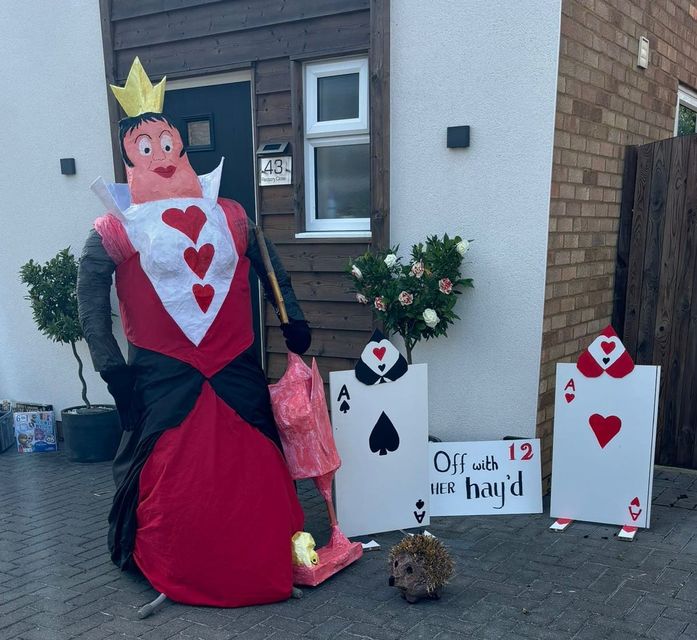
77,58,311,607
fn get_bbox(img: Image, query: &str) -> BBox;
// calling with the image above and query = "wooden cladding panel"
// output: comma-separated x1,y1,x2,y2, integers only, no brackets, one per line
267,328,370,359
112,0,369,50
256,91,291,127
113,11,370,80
111,0,223,22
265,301,371,331
619,134,697,468
267,353,358,382
254,59,291,95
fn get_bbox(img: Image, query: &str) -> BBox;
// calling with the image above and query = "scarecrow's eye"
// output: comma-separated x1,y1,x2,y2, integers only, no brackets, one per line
406,566,413,574
138,137,152,156
394,560,399,567
160,134,173,153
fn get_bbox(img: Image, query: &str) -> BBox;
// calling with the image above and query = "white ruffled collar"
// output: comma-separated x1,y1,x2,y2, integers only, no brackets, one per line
90,158,224,217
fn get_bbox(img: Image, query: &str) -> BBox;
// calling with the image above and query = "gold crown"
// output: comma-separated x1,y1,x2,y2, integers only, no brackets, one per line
110,57,166,118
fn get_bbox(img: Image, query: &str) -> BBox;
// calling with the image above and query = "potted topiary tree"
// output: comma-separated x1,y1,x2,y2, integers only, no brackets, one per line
20,248,121,462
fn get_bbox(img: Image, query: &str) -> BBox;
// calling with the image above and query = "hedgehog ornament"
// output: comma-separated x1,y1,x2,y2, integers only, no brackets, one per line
388,534,454,603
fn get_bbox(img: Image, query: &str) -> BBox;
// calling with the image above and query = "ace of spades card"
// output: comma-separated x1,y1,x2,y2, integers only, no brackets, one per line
330,361,429,538
550,327,660,528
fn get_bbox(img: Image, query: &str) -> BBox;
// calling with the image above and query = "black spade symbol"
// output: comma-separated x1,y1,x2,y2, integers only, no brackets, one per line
369,412,400,455
415,499,425,510
602,357,610,365
339,400,350,414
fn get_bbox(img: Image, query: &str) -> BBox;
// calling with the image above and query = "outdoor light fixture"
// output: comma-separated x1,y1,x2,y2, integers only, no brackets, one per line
447,126,470,149
60,158,76,175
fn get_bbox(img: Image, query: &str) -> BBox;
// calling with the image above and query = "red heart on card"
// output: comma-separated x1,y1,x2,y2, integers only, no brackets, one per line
192,284,214,312
588,414,621,448
565,393,575,403
630,497,640,507
162,205,206,243
600,340,616,354
184,243,215,279
373,347,387,361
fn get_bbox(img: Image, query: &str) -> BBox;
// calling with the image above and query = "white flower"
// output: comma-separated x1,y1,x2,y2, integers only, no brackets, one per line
351,264,363,280
398,291,414,306
374,297,387,311
410,261,425,278
356,293,368,304
384,253,398,268
423,308,440,328
456,240,470,256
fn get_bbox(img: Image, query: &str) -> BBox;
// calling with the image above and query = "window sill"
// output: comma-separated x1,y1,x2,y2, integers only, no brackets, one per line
295,230,372,242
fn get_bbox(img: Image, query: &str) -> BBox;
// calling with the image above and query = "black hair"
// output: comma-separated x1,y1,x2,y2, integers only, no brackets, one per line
118,112,184,167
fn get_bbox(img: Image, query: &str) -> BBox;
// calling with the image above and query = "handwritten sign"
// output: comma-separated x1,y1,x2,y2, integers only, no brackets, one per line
429,440,543,516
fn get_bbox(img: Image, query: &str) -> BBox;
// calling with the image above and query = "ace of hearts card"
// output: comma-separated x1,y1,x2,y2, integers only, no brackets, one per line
550,328,660,528
330,363,429,538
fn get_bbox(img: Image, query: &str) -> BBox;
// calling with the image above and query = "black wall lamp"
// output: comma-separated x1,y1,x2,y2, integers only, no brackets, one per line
447,126,470,149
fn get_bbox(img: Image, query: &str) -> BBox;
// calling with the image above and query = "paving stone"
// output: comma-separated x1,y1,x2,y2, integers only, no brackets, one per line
4,451,697,639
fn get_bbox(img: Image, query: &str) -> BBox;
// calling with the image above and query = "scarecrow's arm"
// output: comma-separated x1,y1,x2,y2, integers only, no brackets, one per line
246,218,311,355
77,229,126,373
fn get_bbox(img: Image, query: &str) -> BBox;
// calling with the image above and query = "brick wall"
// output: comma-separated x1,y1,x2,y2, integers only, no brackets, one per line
537,0,697,479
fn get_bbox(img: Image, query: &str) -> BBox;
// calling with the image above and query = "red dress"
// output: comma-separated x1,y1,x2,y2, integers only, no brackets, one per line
97,198,303,607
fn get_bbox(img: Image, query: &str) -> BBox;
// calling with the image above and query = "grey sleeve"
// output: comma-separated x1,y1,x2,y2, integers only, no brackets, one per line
245,219,306,323
76,229,127,373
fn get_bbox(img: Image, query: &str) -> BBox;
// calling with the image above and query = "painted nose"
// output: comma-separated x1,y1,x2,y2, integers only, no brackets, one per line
388,576,395,586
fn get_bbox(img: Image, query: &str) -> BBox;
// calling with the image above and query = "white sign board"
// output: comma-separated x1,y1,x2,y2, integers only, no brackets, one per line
331,364,429,538
429,440,543,516
258,156,292,186
550,362,659,528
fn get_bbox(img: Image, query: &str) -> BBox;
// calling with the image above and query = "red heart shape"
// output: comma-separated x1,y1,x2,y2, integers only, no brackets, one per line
630,497,640,507
184,243,215,279
162,205,206,243
588,414,621,448
600,340,616,355
192,284,215,312
373,347,387,361
565,393,575,403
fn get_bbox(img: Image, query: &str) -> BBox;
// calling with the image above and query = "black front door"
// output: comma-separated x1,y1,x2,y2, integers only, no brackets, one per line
164,80,262,363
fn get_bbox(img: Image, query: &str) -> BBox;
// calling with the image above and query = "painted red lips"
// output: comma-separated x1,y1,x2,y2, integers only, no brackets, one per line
153,165,177,178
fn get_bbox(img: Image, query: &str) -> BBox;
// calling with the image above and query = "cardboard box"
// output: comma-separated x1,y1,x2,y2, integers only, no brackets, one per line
12,402,57,453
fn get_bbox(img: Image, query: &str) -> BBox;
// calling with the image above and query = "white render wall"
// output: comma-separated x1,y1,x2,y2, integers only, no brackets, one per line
0,2,119,412
391,1,561,440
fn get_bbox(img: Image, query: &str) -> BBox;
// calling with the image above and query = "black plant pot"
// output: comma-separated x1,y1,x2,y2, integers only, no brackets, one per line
61,405,121,463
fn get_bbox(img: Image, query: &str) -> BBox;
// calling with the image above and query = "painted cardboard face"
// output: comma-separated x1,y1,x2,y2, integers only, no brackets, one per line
122,118,203,204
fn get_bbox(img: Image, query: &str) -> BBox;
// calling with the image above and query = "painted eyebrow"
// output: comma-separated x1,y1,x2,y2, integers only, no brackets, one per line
135,133,153,142
159,130,172,138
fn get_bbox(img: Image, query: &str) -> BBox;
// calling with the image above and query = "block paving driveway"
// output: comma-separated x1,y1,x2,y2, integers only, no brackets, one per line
2,450,697,639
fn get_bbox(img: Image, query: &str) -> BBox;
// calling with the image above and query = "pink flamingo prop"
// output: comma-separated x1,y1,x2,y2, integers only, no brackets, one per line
269,353,363,586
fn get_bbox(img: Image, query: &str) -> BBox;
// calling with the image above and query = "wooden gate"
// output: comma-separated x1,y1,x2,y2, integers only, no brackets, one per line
613,133,697,468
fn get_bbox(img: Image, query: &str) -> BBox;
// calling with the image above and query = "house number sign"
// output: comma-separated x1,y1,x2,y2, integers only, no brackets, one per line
258,156,292,186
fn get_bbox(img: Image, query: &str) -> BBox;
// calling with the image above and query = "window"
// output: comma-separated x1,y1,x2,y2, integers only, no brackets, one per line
303,57,370,234
676,86,697,137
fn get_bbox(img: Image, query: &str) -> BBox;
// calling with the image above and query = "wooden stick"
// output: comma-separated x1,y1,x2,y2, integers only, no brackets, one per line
254,226,289,325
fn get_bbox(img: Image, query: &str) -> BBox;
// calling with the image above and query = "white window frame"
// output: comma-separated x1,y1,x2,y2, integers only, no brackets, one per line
675,85,697,136
303,57,370,235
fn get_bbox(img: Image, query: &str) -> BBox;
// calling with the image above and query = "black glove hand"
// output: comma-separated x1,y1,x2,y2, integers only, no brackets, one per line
100,366,138,431
281,319,311,355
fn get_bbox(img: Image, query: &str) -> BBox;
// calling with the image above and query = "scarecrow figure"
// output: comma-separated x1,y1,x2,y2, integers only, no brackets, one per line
77,58,310,607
